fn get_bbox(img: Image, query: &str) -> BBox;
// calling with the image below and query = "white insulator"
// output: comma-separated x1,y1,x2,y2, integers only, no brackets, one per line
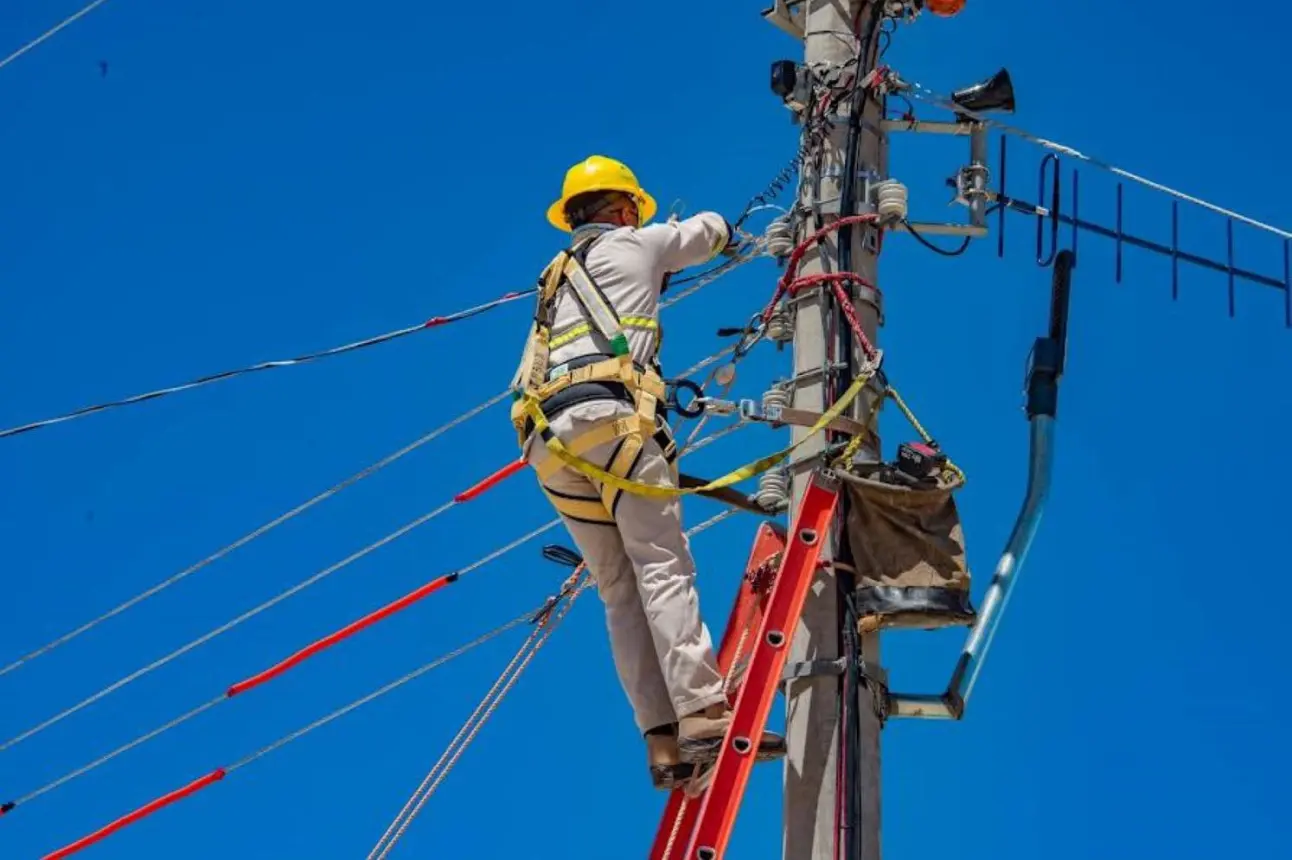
765,308,793,344
754,467,790,511
762,385,792,415
875,180,909,223
764,214,796,259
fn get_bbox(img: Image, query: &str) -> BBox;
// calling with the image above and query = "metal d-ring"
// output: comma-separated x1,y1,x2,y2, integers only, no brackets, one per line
666,378,706,419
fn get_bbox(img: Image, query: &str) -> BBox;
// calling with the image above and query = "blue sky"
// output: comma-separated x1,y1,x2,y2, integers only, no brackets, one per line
1,1,1289,858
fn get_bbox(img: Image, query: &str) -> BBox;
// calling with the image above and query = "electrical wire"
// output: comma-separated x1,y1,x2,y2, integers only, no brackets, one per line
19,508,743,857
0,392,510,679
0,528,558,815
2,230,763,442
0,411,755,771
0,289,534,440
896,75,1292,240
27,607,540,860
0,0,112,73
902,218,971,256
366,508,739,859
1,253,756,682
0,485,554,755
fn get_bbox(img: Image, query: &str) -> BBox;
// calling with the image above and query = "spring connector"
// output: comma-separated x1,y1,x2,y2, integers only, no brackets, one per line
765,307,794,345
754,467,791,512
874,180,909,224
764,214,796,259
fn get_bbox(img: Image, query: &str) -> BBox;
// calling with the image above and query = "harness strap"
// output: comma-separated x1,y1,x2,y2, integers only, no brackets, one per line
537,416,680,526
525,367,875,501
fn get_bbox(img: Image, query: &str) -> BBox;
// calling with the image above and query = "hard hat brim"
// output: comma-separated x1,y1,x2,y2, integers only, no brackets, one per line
546,188,659,232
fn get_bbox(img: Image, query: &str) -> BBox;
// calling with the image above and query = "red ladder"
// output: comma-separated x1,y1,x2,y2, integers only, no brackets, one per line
651,470,841,860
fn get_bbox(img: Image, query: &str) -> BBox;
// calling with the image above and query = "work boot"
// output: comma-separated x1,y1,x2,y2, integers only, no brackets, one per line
645,725,695,791
676,704,788,766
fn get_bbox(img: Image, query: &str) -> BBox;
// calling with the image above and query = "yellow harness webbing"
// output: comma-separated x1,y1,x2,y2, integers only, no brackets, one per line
514,232,873,516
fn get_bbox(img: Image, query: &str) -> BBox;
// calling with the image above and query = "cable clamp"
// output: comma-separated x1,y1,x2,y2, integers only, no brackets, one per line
782,658,846,682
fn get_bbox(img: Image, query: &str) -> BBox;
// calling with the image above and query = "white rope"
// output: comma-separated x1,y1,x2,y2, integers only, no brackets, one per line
0,0,113,73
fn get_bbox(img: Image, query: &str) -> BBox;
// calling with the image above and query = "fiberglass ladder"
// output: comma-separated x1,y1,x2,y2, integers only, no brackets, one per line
650,469,840,860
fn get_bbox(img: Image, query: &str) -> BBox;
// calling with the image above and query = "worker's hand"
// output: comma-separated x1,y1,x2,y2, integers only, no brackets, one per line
720,220,754,258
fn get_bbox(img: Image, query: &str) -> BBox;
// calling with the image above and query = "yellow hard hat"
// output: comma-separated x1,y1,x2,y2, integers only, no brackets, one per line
546,155,659,232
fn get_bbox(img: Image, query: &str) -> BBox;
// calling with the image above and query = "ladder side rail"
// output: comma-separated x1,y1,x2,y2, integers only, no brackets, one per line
685,471,841,860
649,523,787,860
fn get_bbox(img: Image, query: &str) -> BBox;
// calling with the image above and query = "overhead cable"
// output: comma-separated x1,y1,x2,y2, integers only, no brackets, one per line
0,392,510,679
1,239,764,442
0,414,755,758
0,290,534,440
1,253,757,679
23,607,538,859
895,74,1292,241
366,508,740,860
0,506,557,755
0,0,112,73
21,510,740,858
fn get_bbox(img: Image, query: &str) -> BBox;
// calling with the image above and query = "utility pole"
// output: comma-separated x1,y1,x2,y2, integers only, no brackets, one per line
771,2,887,859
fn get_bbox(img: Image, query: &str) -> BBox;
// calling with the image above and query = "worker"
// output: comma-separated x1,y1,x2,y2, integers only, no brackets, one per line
511,155,787,790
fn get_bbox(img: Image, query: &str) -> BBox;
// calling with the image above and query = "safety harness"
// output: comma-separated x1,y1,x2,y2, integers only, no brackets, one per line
511,231,679,524
512,230,875,520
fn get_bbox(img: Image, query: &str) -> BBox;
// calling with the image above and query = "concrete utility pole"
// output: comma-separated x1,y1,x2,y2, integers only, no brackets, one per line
773,2,887,859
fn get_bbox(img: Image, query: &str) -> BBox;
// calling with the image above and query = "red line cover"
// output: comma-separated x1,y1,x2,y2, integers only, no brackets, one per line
455,459,525,502
226,574,458,698
42,769,226,860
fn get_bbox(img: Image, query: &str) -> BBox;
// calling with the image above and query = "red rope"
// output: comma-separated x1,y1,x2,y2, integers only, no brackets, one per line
41,770,226,860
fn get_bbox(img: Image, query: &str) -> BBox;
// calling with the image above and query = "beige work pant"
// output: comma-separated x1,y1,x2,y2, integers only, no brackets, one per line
526,400,727,734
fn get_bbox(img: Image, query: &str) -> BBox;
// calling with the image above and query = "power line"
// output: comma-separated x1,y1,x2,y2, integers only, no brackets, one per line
893,72,1292,241
0,0,113,74
0,289,534,440
11,508,741,852
26,607,537,860
367,508,739,859
0,256,758,680
0,413,756,756
0,392,509,678
0,508,557,754
1,241,765,441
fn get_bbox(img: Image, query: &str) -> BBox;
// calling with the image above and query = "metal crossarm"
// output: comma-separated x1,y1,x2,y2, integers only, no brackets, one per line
651,469,841,860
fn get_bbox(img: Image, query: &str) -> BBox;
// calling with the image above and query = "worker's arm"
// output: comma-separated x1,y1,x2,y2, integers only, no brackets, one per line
637,211,733,273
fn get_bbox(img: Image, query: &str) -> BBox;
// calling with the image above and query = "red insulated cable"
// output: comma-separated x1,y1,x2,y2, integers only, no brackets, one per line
223,462,518,698
226,573,459,698
41,769,226,860
762,214,881,322
455,459,525,502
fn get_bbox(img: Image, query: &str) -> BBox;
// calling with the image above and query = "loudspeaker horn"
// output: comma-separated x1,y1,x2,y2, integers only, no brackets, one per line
950,68,1016,118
